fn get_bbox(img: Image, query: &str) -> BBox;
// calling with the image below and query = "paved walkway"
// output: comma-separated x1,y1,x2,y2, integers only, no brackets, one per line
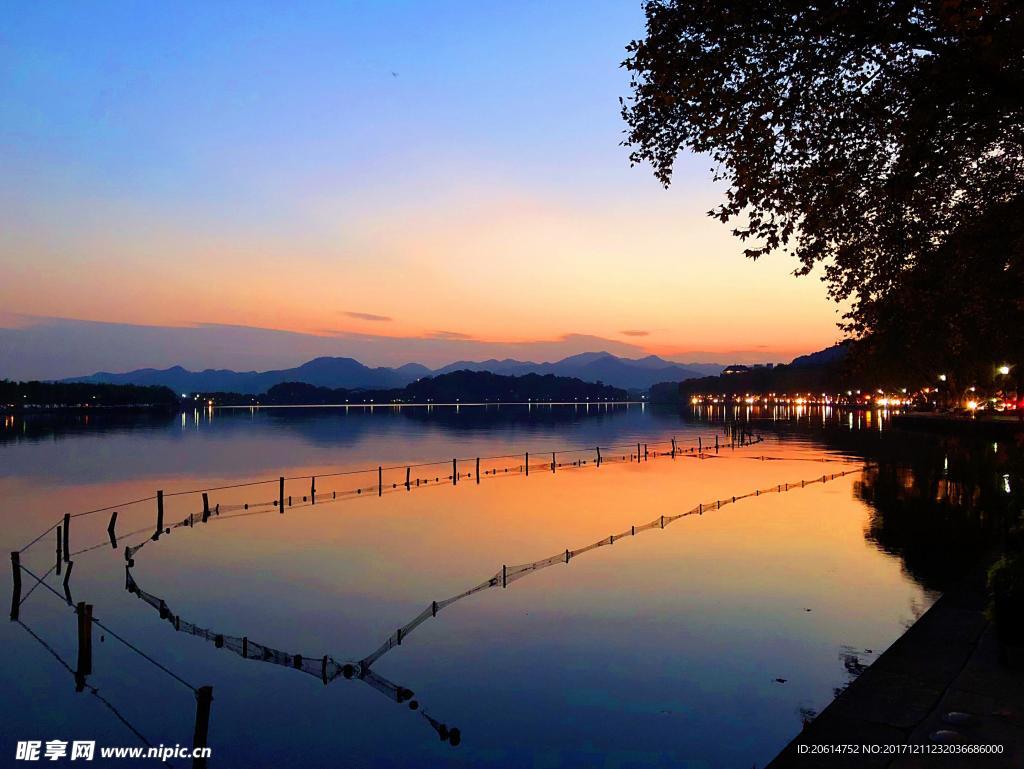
767,572,1024,768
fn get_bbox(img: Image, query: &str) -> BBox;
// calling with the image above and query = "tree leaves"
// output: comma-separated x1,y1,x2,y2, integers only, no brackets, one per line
622,0,1023,378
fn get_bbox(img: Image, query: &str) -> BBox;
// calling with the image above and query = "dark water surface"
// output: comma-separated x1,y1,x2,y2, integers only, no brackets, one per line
2,404,1017,768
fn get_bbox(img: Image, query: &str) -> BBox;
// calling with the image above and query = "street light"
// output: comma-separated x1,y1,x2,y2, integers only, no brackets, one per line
938,374,947,382
998,364,1011,376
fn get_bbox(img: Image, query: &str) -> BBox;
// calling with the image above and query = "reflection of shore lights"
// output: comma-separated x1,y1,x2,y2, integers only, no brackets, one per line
998,365,1011,375
939,374,947,382
967,400,978,411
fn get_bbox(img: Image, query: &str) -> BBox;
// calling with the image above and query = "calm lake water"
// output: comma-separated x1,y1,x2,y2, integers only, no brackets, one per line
2,404,1017,768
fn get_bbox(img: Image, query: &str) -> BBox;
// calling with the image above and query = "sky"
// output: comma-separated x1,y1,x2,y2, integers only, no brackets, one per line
0,1,844,378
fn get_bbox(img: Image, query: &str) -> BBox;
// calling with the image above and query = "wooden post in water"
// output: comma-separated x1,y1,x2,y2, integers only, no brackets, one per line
310,477,316,505
715,435,719,452
279,477,285,513
63,513,70,562
671,437,676,458
56,527,62,576
698,436,702,453
525,452,529,476
192,686,214,769
636,443,640,463
596,447,601,466
453,458,457,485
107,512,118,548
551,452,556,473
378,466,383,497
154,492,163,540
406,467,411,490
476,458,480,484
10,552,21,621
644,443,648,461
501,565,507,588
202,493,210,523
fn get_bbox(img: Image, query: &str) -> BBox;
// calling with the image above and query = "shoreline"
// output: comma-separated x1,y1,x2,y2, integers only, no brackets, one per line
766,566,1024,768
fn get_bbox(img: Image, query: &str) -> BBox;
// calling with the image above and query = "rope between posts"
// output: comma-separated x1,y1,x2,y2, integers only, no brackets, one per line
16,562,198,693
121,464,862,679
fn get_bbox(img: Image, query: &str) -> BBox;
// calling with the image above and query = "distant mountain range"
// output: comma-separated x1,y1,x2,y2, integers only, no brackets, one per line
63,352,721,394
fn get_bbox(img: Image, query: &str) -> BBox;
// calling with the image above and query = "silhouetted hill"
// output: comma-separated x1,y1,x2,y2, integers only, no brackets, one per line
66,352,715,393
646,344,850,402
65,356,425,394
790,343,849,368
676,343,850,397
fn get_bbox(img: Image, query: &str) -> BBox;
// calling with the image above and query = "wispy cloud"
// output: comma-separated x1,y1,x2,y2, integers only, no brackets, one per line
426,330,474,340
620,329,649,337
343,311,393,322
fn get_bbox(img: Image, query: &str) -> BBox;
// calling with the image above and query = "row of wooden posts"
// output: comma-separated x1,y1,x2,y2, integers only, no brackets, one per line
17,433,745,602
20,434,739,587
262,438,710,505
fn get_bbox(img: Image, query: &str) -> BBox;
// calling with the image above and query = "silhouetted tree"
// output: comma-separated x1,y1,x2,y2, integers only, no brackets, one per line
623,1,1024,381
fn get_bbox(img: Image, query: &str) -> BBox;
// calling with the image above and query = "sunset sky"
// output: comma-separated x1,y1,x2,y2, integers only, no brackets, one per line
1,1,844,377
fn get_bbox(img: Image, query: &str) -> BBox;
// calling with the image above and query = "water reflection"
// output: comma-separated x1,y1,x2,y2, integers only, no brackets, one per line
3,404,1019,767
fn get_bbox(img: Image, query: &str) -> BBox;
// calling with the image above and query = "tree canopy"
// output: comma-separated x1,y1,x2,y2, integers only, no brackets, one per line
622,0,1024,382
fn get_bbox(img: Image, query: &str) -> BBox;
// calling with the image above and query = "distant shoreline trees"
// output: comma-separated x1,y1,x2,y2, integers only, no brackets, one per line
0,380,179,411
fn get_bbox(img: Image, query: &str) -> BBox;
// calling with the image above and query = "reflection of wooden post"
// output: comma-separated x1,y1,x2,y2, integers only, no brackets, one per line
192,686,213,769
476,458,480,484
525,452,529,476
154,492,164,539
378,466,383,497
596,447,601,466
644,443,648,461
406,467,411,490
63,561,74,590
310,477,316,505
501,565,507,588
202,493,210,523
637,443,640,463
715,435,719,452
76,602,93,677
107,512,118,548
453,458,457,486
279,477,285,513
698,436,702,453
671,438,676,458
63,514,70,562
552,452,556,473
10,552,21,621
56,527,62,576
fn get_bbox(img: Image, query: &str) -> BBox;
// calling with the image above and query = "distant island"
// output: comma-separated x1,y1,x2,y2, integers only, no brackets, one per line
197,370,629,406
